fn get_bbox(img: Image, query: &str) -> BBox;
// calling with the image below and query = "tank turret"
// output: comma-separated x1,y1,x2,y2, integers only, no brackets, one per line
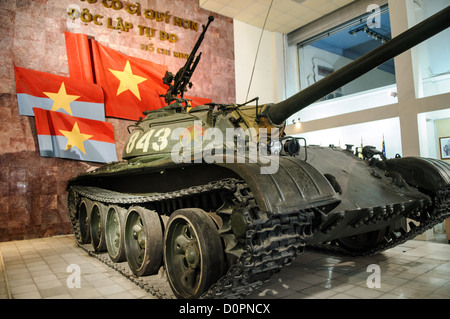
67,8,450,299
122,6,450,163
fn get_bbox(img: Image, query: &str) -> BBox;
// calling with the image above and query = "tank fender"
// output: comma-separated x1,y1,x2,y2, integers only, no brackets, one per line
216,156,341,214
383,157,450,193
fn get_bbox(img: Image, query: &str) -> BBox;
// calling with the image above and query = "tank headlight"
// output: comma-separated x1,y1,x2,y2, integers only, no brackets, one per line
283,139,301,156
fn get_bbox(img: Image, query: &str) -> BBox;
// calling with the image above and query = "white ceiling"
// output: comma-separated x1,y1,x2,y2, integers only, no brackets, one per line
199,0,357,34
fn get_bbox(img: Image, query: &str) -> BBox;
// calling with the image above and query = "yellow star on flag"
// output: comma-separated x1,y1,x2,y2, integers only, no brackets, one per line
59,122,93,155
109,60,147,100
43,82,80,115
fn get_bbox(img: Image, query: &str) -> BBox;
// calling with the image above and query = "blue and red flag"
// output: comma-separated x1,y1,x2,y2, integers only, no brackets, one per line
14,66,105,121
34,108,117,163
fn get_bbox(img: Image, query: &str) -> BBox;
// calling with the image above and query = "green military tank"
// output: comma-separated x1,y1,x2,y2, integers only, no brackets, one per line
67,9,450,299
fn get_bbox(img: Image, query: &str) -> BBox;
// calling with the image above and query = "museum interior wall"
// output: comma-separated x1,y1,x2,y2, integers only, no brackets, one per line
233,19,286,105
0,0,234,242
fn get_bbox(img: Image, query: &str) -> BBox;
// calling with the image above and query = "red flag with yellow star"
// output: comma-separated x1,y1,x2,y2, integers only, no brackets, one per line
14,66,105,121
34,108,117,163
90,40,168,121
64,32,95,83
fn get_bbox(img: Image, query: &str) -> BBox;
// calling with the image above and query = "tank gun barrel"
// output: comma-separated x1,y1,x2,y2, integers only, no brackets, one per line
264,5,450,126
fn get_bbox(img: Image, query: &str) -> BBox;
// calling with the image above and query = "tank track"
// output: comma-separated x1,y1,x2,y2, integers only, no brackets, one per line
68,178,315,299
311,185,450,257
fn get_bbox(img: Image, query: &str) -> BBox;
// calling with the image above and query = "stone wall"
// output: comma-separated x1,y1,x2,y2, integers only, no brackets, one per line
0,0,235,241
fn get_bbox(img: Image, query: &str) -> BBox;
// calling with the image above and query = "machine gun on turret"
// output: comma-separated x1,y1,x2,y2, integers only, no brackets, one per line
160,15,215,106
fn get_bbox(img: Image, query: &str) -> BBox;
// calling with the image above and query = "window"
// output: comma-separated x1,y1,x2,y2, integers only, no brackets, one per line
409,0,450,98
297,6,396,101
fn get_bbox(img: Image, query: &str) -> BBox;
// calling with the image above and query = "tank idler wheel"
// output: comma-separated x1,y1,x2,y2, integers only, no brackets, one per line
105,205,127,263
164,208,225,299
124,206,163,277
90,202,107,252
337,228,387,253
77,199,91,245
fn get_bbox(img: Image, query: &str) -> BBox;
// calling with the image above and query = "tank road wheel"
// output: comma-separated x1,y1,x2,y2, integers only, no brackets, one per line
164,209,225,299
77,199,91,245
124,206,163,277
90,202,107,252
105,205,127,263
337,228,387,254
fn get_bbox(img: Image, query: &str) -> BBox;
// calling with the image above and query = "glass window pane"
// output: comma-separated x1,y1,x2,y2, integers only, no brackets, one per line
298,9,396,101
409,0,450,98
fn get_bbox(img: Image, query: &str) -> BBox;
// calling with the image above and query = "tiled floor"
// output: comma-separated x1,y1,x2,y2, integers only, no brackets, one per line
0,235,449,299
247,240,450,299
0,235,156,299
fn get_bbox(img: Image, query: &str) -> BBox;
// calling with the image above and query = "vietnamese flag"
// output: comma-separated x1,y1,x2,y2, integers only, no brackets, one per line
64,32,95,83
34,108,117,163
90,39,168,121
14,66,105,121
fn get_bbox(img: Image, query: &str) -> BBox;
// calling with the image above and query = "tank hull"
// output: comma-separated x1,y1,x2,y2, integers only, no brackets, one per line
67,147,450,298
304,147,450,247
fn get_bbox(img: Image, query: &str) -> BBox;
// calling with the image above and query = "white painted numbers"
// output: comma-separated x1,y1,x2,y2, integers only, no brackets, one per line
126,128,172,153
153,127,171,151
